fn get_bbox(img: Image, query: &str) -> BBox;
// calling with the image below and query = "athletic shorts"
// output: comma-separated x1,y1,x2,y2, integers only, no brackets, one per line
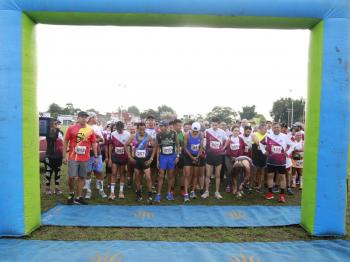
159,153,177,171
267,164,286,174
68,160,88,178
111,154,128,166
44,156,62,170
205,152,223,167
176,154,185,169
87,155,103,173
134,157,151,171
184,153,205,167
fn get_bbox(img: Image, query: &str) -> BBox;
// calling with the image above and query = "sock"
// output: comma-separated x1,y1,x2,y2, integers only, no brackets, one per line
268,188,273,193
97,179,104,191
300,177,303,187
280,189,285,194
54,169,61,187
120,183,124,192
85,179,91,190
111,183,115,193
292,174,296,185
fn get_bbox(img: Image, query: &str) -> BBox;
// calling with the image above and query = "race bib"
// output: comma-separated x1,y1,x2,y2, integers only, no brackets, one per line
271,145,282,154
296,160,303,168
191,144,200,152
115,147,125,155
230,143,240,151
162,146,173,155
210,141,220,150
135,149,146,158
244,146,250,153
75,146,86,155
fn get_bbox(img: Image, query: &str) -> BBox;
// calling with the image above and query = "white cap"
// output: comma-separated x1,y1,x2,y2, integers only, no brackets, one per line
88,112,97,120
191,122,201,131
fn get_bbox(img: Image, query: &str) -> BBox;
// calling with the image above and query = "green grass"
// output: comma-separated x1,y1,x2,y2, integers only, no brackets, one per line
20,165,350,242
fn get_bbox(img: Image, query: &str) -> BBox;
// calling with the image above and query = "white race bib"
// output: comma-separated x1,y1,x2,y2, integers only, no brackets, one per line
135,149,146,158
271,145,282,154
230,143,240,151
244,146,250,153
296,160,304,168
115,147,125,155
210,141,220,150
191,144,200,151
162,146,173,155
75,146,86,155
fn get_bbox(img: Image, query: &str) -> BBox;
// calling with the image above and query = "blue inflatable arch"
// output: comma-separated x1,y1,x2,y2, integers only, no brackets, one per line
0,0,349,237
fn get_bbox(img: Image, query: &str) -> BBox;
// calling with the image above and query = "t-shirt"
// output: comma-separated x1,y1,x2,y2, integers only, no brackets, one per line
260,133,294,166
205,128,228,155
90,124,103,156
240,134,253,158
157,131,177,156
226,136,244,158
65,124,96,162
110,130,130,160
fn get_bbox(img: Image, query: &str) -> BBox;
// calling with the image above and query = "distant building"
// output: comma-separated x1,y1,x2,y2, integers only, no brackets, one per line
57,115,76,126
108,111,140,124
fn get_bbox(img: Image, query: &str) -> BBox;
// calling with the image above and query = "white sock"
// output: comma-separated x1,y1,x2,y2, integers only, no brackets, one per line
85,179,91,190
111,183,115,193
97,179,104,191
300,177,303,187
120,183,124,192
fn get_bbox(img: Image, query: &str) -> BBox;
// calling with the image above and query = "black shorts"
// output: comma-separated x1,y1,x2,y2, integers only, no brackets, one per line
267,165,286,174
253,158,267,168
184,153,205,167
111,155,128,166
176,154,185,169
134,157,151,171
205,152,223,167
45,156,62,170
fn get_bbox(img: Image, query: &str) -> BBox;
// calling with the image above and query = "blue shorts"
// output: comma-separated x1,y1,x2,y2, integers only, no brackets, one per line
159,154,177,171
87,155,103,173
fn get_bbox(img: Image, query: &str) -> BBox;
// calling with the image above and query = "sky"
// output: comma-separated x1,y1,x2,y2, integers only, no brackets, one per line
37,25,310,119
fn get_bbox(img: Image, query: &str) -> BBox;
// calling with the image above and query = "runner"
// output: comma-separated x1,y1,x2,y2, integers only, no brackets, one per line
126,123,136,189
108,121,130,200
239,119,249,134
259,122,294,203
102,122,112,189
251,123,267,192
183,122,204,202
84,113,107,199
155,120,180,202
63,111,97,205
126,122,156,203
173,119,185,196
44,119,64,195
145,115,158,193
183,122,191,133
281,123,294,195
202,117,228,199
291,131,304,190
240,125,253,191
224,125,245,196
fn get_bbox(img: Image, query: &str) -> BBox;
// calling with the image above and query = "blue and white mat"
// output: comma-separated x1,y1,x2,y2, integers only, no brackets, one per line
42,204,301,227
1,239,349,262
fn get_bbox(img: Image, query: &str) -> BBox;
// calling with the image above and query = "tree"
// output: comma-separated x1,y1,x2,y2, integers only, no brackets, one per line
253,114,266,125
206,106,237,124
157,105,176,115
270,98,305,125
140,109,160,120
239,105,257,120
48,103,63,118
127,105,140,116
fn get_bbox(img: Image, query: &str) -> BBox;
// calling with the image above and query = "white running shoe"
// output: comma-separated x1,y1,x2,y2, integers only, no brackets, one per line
214,192,223,200
109,193,116,200
85,189,92,200
99,190,107,199
119,192,125,199
201,191,209,199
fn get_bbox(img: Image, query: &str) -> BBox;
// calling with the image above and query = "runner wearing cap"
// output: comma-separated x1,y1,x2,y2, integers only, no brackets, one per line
84,113,107,199
63,111,97,205
44,119,64,195
183,122,204,202
125,122,156,203
108,121,130,200
202,117,228,199
155,120,180,202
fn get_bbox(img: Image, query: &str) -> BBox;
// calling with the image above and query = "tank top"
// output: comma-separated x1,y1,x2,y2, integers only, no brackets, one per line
187,132,201,156
133,133,150,159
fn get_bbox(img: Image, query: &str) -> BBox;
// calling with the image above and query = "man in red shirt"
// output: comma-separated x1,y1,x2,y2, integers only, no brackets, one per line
63,111,98,205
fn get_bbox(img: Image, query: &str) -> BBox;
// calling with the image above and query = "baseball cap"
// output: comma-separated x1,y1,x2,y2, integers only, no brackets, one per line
159,120,169,126
77,111,89,117
191,122,201,131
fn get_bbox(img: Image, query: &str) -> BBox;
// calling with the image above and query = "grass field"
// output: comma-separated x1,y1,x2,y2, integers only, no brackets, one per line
23,164,350,242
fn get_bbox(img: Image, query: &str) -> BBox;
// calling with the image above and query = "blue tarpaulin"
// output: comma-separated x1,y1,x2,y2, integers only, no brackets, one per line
0,239,349,261
42,205,300,227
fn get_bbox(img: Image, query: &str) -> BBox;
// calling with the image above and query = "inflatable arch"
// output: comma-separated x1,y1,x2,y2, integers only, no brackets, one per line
0,0,349,237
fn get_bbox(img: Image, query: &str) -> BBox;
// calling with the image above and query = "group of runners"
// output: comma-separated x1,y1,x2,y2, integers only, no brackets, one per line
43,111,305,205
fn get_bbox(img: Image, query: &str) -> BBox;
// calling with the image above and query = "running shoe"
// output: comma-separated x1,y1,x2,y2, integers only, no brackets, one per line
55,187,62,195
201,191,209,199
119,192,125,199
214,192,223,200
190,191,197,199
45,187,52,195
265,192,274,200
272,186,280,193
278,194,286,203
67,193,75,205
74,197,88,205
151,186,157,194
166,192,175,201
287,188,294,195
99,190,107,198
155,194,161,203
108,193,116,200
85,189,92,200
184,194,190,202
